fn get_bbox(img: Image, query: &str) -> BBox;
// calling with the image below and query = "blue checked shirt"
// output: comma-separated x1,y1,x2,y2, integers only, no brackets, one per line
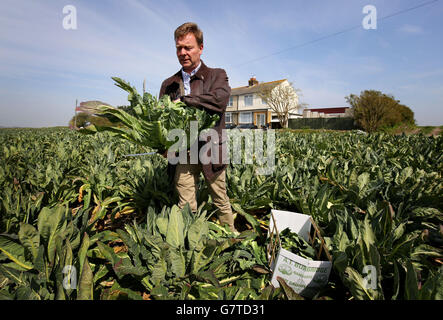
181,62,201,95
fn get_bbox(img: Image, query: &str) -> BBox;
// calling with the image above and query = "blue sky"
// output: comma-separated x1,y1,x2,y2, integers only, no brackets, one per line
1,0,442,127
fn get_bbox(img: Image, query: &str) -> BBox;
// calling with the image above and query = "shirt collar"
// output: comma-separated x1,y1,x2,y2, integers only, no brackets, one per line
181,61,202,78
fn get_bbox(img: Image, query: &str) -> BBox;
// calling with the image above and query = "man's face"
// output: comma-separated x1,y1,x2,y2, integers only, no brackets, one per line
176,33,203,73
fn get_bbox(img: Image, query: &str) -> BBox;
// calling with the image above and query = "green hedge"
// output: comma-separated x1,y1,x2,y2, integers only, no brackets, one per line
288,117,356,130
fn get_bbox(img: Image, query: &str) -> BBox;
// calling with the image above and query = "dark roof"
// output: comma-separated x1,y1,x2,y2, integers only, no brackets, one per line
231,79,287,95
306,107,350,114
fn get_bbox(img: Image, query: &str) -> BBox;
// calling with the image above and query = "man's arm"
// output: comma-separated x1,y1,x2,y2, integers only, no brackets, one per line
181,69,230,113
159,80,167,99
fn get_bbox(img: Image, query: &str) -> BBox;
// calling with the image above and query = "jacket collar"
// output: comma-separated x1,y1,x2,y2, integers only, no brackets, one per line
172,60,209,82
193,60,209,81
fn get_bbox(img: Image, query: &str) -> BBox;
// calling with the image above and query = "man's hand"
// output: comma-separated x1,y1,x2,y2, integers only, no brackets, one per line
173,98,181,103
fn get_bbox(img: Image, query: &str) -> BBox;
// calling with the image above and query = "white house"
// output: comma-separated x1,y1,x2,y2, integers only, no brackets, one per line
226,77,303,128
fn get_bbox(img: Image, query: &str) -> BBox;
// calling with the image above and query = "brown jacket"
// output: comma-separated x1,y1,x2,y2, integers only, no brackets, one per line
159,61,231,181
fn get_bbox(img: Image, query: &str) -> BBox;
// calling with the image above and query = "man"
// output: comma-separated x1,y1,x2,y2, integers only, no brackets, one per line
159,22,238,234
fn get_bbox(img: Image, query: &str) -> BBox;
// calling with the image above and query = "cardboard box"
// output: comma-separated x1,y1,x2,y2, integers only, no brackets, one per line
267,209,333,299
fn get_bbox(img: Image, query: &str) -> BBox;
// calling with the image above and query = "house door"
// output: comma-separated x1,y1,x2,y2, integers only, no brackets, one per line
256,113,265,128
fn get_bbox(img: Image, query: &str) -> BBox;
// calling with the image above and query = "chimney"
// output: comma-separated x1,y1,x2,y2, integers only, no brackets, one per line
248,76,258,86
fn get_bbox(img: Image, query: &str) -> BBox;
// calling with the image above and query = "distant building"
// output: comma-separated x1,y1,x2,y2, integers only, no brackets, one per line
226,77,302,128
303,107,352,118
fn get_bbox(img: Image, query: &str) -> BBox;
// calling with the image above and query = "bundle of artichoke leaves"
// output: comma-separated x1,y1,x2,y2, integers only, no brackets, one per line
79,77,219,153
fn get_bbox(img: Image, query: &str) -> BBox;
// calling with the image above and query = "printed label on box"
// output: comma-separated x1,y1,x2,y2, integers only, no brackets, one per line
268,210,333,299
271,249,332,298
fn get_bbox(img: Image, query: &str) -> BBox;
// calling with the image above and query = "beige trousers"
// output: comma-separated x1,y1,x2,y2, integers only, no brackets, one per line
174,163,237,232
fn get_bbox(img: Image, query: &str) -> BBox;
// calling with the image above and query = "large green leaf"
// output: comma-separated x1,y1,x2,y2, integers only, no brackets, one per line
156,217,169,238
404,261,419,300
0,235,33,271
166,206,185,248
362,216,375,249
77,233,90,282
393,222,406,241
187,216,209,251
343,266,380,300
96,241,119,265
357,172,370,196
191,239,218,274
151,259,167,285
37,205,67,264
63,240,74,291
391,260,401,300
396,166,413,184
18,223,40,260
169,248,186,278
77,257,93,300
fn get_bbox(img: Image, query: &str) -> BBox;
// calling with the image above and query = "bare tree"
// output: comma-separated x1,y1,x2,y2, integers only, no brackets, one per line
257,81,305,128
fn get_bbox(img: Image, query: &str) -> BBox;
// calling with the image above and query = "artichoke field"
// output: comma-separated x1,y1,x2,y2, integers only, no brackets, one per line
0,127,442,300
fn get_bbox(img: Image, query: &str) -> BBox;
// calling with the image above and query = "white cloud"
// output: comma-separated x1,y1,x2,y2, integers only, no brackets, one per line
398,24,424,35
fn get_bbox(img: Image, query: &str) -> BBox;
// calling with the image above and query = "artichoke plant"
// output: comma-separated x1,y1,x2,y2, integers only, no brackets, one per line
80,77,219,153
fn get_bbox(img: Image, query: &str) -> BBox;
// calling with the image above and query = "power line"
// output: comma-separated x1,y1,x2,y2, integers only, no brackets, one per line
232,0,440,69
378,0,439,21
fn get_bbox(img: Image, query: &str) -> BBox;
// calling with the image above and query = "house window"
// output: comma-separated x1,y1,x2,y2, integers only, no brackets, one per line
228,96,233,107
225,112,232,123
239,112,252,123
261,97,267,105
244,94,253,106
